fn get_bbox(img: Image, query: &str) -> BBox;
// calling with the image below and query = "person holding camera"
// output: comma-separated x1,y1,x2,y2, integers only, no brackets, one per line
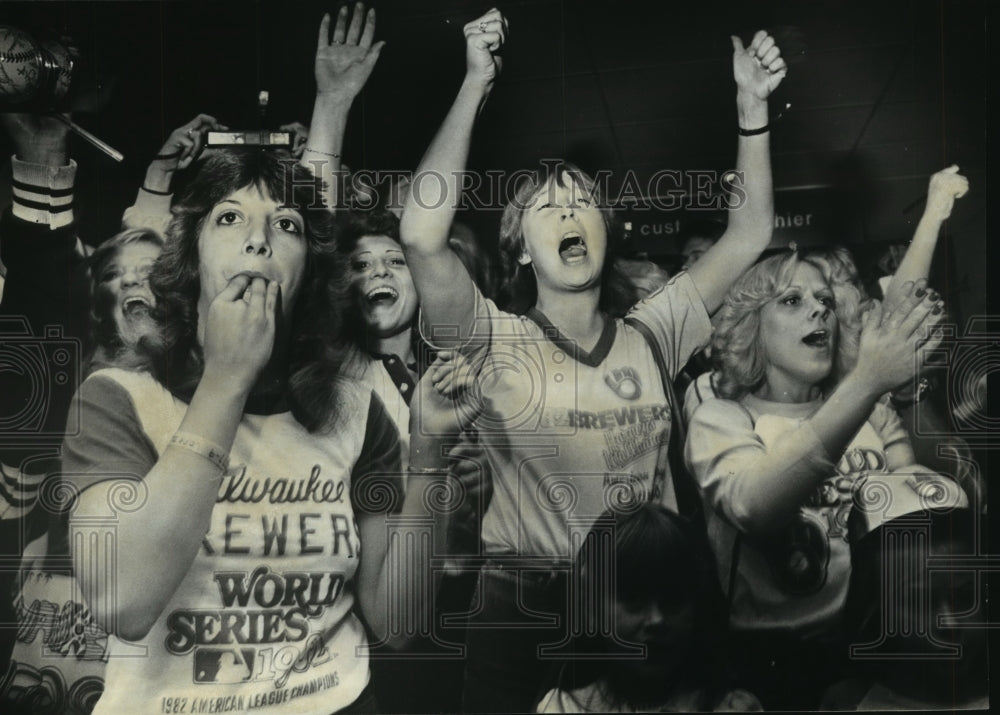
120,113,228,235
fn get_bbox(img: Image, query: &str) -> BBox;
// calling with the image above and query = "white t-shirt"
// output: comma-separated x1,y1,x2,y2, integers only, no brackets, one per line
61,368,402,714
427,273,711,559
685,393,908,637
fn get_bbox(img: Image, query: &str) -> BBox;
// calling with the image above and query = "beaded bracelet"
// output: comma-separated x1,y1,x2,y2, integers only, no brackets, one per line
169,432,230,473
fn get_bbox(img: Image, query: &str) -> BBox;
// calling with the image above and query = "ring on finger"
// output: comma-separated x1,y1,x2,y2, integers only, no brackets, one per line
479,20,489,32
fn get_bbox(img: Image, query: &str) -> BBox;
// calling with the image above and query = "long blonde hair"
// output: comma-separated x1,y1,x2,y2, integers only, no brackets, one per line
711,250,867,400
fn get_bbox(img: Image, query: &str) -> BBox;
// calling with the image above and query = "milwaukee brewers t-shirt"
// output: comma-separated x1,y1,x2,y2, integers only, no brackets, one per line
60,368,402,714
425,273,710,559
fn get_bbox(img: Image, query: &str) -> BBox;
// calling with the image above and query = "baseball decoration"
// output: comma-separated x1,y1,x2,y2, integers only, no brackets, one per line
0,25,74,109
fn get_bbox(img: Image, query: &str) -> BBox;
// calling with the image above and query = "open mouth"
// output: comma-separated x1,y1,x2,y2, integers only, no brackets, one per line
558,233,587,260
366,286,399,306
121,296,153,319
802,329,830,348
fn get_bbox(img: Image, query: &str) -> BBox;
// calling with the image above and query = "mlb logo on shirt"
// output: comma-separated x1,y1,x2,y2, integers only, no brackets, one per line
604,367,642,400
194,648,255,683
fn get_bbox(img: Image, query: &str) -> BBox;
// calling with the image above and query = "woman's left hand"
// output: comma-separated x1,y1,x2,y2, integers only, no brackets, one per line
315,2,385,101
732,30,787,101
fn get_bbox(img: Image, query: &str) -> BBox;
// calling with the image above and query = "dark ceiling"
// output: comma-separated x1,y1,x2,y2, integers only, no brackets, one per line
0,0,990,310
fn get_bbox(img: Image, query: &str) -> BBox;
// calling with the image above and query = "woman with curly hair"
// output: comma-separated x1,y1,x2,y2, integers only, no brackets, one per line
59,147,454,714
684,250,950,709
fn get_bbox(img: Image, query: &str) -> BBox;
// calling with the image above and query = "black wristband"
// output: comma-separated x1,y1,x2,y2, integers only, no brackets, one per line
738,103,790,137
153,150,182,161
141,185,172,196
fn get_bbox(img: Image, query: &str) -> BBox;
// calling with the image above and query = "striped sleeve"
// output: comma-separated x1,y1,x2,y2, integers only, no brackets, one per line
10,155,77,229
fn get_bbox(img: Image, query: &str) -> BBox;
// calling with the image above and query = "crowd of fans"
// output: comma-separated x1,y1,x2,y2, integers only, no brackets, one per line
0,4,985,713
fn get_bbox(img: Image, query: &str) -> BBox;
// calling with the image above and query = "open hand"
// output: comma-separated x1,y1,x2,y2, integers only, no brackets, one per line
315,2,385,100
854,280,946,395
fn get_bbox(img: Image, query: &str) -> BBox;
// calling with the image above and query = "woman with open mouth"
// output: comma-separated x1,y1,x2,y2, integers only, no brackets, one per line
399,8,787,713
338,208,421,458
684,251,954,709
87,228,164,371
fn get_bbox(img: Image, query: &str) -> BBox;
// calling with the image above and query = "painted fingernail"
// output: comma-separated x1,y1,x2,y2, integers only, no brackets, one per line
914,288,926,298
932,304,943,314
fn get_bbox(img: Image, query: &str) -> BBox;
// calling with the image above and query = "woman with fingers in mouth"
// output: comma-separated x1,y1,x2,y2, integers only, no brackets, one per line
400,8,788,713
56,147,456,714
684,251,956,710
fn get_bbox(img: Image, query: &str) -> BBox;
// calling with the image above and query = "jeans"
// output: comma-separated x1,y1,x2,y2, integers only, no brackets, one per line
461,562,570,714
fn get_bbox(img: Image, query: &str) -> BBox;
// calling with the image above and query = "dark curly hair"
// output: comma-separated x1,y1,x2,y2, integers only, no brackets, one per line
144,148,353,432
497,161,638,317
333,207,421,360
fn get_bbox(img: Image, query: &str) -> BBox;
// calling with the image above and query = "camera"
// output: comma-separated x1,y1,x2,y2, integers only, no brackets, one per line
914,316,998,442
206,131,293,148
0,317,81,443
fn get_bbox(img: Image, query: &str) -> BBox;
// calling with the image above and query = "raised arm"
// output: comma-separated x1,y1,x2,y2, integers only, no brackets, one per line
686,30,786,314
302,3,384,209
688,285,945,532
399,8,506,345
123,113,225,233
882,165,969,309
